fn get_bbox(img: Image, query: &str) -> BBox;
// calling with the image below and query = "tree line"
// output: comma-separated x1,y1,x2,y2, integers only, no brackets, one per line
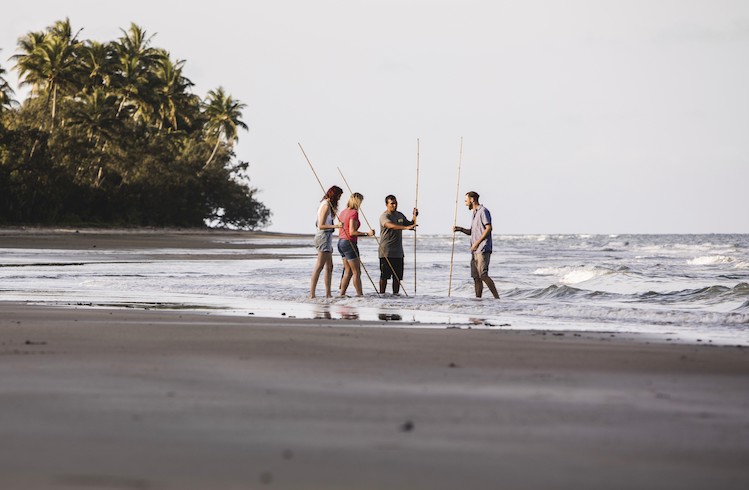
0,18,270,229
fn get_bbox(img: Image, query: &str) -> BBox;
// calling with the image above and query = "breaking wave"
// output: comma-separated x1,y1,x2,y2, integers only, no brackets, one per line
688,255,736,266
533,265,627,285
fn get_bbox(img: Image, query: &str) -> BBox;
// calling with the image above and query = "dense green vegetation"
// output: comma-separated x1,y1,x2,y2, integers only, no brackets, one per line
0,19,270,228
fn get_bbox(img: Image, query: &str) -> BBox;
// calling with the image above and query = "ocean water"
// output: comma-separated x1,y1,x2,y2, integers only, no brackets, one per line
1,233,748,345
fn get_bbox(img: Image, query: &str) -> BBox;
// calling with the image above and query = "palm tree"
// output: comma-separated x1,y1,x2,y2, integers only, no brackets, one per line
10,30,47,96
67,88,121,146
66,88,123,188
0,52,17,113
202,87,248,169
78,40,118,94
12,18,82,128
111,23,164,122
152,55,196,131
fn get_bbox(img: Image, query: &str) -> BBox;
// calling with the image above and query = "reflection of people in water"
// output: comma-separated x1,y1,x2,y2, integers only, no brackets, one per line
378,313,402,321
335,306,359,320
313,308,332,320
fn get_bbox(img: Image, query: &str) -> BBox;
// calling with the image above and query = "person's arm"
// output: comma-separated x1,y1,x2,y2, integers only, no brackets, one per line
383,221,417,231
453,226,470,235
349,217,374,237
470,223,492,252
383,212,417,231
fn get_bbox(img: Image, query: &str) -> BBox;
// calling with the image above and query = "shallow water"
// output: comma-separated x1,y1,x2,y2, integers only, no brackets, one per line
1,234,748,345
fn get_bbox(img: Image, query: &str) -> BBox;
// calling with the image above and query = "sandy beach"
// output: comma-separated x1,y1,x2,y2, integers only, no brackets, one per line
1,229,749,489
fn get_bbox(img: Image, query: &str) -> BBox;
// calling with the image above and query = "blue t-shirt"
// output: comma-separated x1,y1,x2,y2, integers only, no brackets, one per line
470,205,492,253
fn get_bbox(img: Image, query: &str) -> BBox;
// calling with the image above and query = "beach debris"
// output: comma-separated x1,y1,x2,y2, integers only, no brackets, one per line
448,362,458,368
400,420,415,432
24,340,47,345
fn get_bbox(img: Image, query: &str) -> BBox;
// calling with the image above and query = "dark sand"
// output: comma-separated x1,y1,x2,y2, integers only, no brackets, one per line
1,304,748,489
1,229,749,489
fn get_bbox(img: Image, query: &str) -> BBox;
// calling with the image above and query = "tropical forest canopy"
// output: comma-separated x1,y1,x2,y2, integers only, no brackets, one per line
0,18,270,228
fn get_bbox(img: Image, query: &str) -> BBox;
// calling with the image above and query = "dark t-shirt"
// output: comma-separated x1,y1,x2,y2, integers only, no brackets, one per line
378,211,413,258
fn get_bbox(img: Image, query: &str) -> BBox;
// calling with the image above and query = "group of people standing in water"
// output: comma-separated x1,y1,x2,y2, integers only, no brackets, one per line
309,185,500,300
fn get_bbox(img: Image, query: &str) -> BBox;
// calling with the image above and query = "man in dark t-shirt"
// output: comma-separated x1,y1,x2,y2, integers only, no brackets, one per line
378,195,418,294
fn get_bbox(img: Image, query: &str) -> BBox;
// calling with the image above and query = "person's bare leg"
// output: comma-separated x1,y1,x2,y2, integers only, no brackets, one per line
473,279,483,298
379,278,387,295
392,276,401,295
339,259,352,296
482,276,500,299
323,253,334,298
309,252,327,298
351,259,363,296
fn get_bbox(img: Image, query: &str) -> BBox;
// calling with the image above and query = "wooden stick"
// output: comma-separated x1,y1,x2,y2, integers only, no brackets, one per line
448,137,463,297
337,166,410,297
298,142,327,195
414,138,420,294
298,143,380,296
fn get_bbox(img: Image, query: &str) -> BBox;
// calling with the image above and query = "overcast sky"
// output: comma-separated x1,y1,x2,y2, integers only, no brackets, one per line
3,0,748,234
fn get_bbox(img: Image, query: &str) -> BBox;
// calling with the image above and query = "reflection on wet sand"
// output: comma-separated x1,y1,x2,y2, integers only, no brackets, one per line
311,304,406,322
313,309,332,320
378,313,402,321
335,306,360,320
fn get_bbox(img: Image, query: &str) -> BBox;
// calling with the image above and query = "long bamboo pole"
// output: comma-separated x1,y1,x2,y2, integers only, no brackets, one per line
298,143,380,296
337,167,410,297
447,137,463,297
414,138,420,294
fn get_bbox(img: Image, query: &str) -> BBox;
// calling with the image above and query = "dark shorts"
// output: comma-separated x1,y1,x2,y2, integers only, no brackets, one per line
337,239,359,261
379,257,404,281
470,252,491,279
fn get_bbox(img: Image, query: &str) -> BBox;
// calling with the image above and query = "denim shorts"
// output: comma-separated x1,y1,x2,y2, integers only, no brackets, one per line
337,239,359,261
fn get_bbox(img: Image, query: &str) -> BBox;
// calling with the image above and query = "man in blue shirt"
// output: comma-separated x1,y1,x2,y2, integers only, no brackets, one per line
453,191,500,299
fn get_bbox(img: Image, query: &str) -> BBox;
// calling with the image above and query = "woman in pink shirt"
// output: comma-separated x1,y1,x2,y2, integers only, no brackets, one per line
337,192,375,296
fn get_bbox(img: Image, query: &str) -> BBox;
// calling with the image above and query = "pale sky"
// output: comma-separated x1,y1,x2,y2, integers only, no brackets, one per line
3,0,748,234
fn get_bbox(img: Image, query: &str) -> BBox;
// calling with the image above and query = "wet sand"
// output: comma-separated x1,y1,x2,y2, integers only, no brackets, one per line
1,228,749,489
1,303,748,489
0,227,311,260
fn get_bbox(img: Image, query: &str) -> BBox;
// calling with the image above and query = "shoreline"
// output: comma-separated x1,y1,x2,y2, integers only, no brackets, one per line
1,302,748,489
1,227,747,347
